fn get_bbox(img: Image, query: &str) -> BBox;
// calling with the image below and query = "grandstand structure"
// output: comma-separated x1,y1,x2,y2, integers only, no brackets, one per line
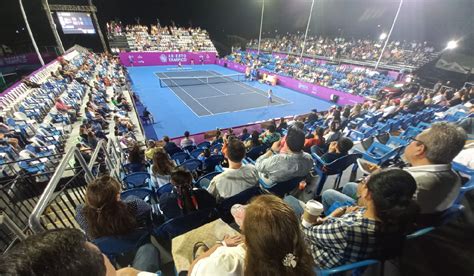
0,7,473,276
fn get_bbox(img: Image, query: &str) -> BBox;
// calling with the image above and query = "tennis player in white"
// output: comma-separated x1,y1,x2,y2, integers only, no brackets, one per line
267,89,273,105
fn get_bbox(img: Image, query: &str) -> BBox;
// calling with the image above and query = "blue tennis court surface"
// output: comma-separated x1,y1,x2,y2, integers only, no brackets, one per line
127,65,334,139
155,70,290,117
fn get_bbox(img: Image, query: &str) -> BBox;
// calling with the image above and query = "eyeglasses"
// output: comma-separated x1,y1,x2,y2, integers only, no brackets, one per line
409,137,427,148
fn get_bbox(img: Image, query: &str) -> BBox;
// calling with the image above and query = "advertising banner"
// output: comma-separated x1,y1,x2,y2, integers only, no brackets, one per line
119,51,217,67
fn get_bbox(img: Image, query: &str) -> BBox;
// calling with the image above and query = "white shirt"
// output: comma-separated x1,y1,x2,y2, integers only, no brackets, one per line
453,144,474,169
207,164,259,199
191,244,246,276
148,167,171,188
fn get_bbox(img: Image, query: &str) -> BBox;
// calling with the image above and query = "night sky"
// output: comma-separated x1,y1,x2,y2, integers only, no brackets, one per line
0,0,473,54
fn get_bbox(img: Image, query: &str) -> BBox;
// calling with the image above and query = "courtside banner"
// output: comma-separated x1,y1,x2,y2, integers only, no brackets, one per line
119,51,217,66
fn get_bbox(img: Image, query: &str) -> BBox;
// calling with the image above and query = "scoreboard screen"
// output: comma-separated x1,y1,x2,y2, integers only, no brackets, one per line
57,12,96,34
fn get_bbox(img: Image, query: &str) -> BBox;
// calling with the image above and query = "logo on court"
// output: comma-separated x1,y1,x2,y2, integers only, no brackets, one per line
160,54,168,63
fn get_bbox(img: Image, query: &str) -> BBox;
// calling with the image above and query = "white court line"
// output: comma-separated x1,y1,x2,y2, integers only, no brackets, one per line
160,72,214,117
195,92,255,100
208,101,292,116
207,70,290,105
195,77,227,96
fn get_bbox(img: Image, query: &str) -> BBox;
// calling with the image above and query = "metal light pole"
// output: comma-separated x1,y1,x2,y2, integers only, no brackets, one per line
42,0,65,54
257,0,265,54
19,0,45,66
375,0,403,70
88,0,108,52
300,0,315,58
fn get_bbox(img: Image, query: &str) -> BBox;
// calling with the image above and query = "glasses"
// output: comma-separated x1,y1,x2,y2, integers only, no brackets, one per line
409,137,427,149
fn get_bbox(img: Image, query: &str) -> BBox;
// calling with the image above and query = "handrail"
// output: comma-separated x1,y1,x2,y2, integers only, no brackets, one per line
0,211,27,241
28,146,94,233
87,139,120,181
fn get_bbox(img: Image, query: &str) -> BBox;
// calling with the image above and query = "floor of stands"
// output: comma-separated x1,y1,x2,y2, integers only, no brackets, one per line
126,65,334,139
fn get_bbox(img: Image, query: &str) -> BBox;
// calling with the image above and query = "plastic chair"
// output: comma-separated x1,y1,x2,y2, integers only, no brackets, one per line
156,183,173,197
399,126,423,140
123,163,147,174
122,172,151,189
182,145,196,153
178,159,203,173
209,143,223,153
153,208,216,240
362,142,403,165
455,179,474,204
196,141,211,149
171,152,191,165
19,161,46,174
259,176,305,198
452,161,474,177
92,229,150,267
190,148,204,159
312,153,362,196
217,186,263,223
246,144,268,161
406,226,435,240
120,188,152,201
195,171,221,189
316,259,380,276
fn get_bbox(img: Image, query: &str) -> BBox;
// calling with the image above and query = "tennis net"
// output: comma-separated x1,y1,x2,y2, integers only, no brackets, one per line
159,73,247,88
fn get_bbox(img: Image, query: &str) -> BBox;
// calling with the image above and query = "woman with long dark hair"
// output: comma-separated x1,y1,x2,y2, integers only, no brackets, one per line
76,175,150,239
188,195,315,275
303,169,419,269
149,148,175,188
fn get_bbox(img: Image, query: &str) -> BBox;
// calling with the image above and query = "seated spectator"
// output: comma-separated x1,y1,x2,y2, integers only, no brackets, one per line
244,130,262,150
142,107,154,124
163,136,180,154
127,144,146,168
149,148,175,188
256,127,313,186
323,121,342,144
76,175,151,239
197,148,211,162
457,105,474,137
320,137,354,163
276,117,288,133
304,126,325,152
55,97,78,122
453,142,474,169
180,131,195,148
322,122,466,226
259,124,281,145
303,169,419,269
188,195,314,275
278,121,305,154
211,130,224,145
207,139,259,200
87,131,99,149
114,115,134,131
239,128,250,141
159,168,216,220
0,228,158,276
145,140,160,160
22,76,41,88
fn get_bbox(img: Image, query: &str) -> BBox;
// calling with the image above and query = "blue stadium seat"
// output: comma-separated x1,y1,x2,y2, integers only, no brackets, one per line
195,171,222,189
153,209,216,240
178,159,203,173
246,144,268,161
315,259,380,276
217,186,263,223
171,152,191,165
122,172,151,189
120,188,152,201
202,155,224,173
259,176,305,198
312,153,362,195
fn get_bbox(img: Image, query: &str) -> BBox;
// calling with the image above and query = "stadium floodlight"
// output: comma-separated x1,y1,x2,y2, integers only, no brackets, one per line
300,0,315,58
379,32,388,40
257,0,265,54
446,40,458,50
375,0,403,70
18,0,44,66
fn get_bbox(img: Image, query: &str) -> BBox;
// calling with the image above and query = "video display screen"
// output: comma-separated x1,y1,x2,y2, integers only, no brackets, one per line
57,12,96,34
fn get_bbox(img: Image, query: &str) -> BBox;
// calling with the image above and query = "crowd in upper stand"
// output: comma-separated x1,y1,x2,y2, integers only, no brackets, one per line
226,50,395,96
247,34,439,68
107,21,217,52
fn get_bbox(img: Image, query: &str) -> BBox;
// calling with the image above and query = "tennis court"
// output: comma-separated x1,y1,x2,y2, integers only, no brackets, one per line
155,70,290,117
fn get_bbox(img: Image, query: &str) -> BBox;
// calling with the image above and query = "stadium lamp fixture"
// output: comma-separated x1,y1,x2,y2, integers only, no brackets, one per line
379,33,388,40
446,40,458,50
